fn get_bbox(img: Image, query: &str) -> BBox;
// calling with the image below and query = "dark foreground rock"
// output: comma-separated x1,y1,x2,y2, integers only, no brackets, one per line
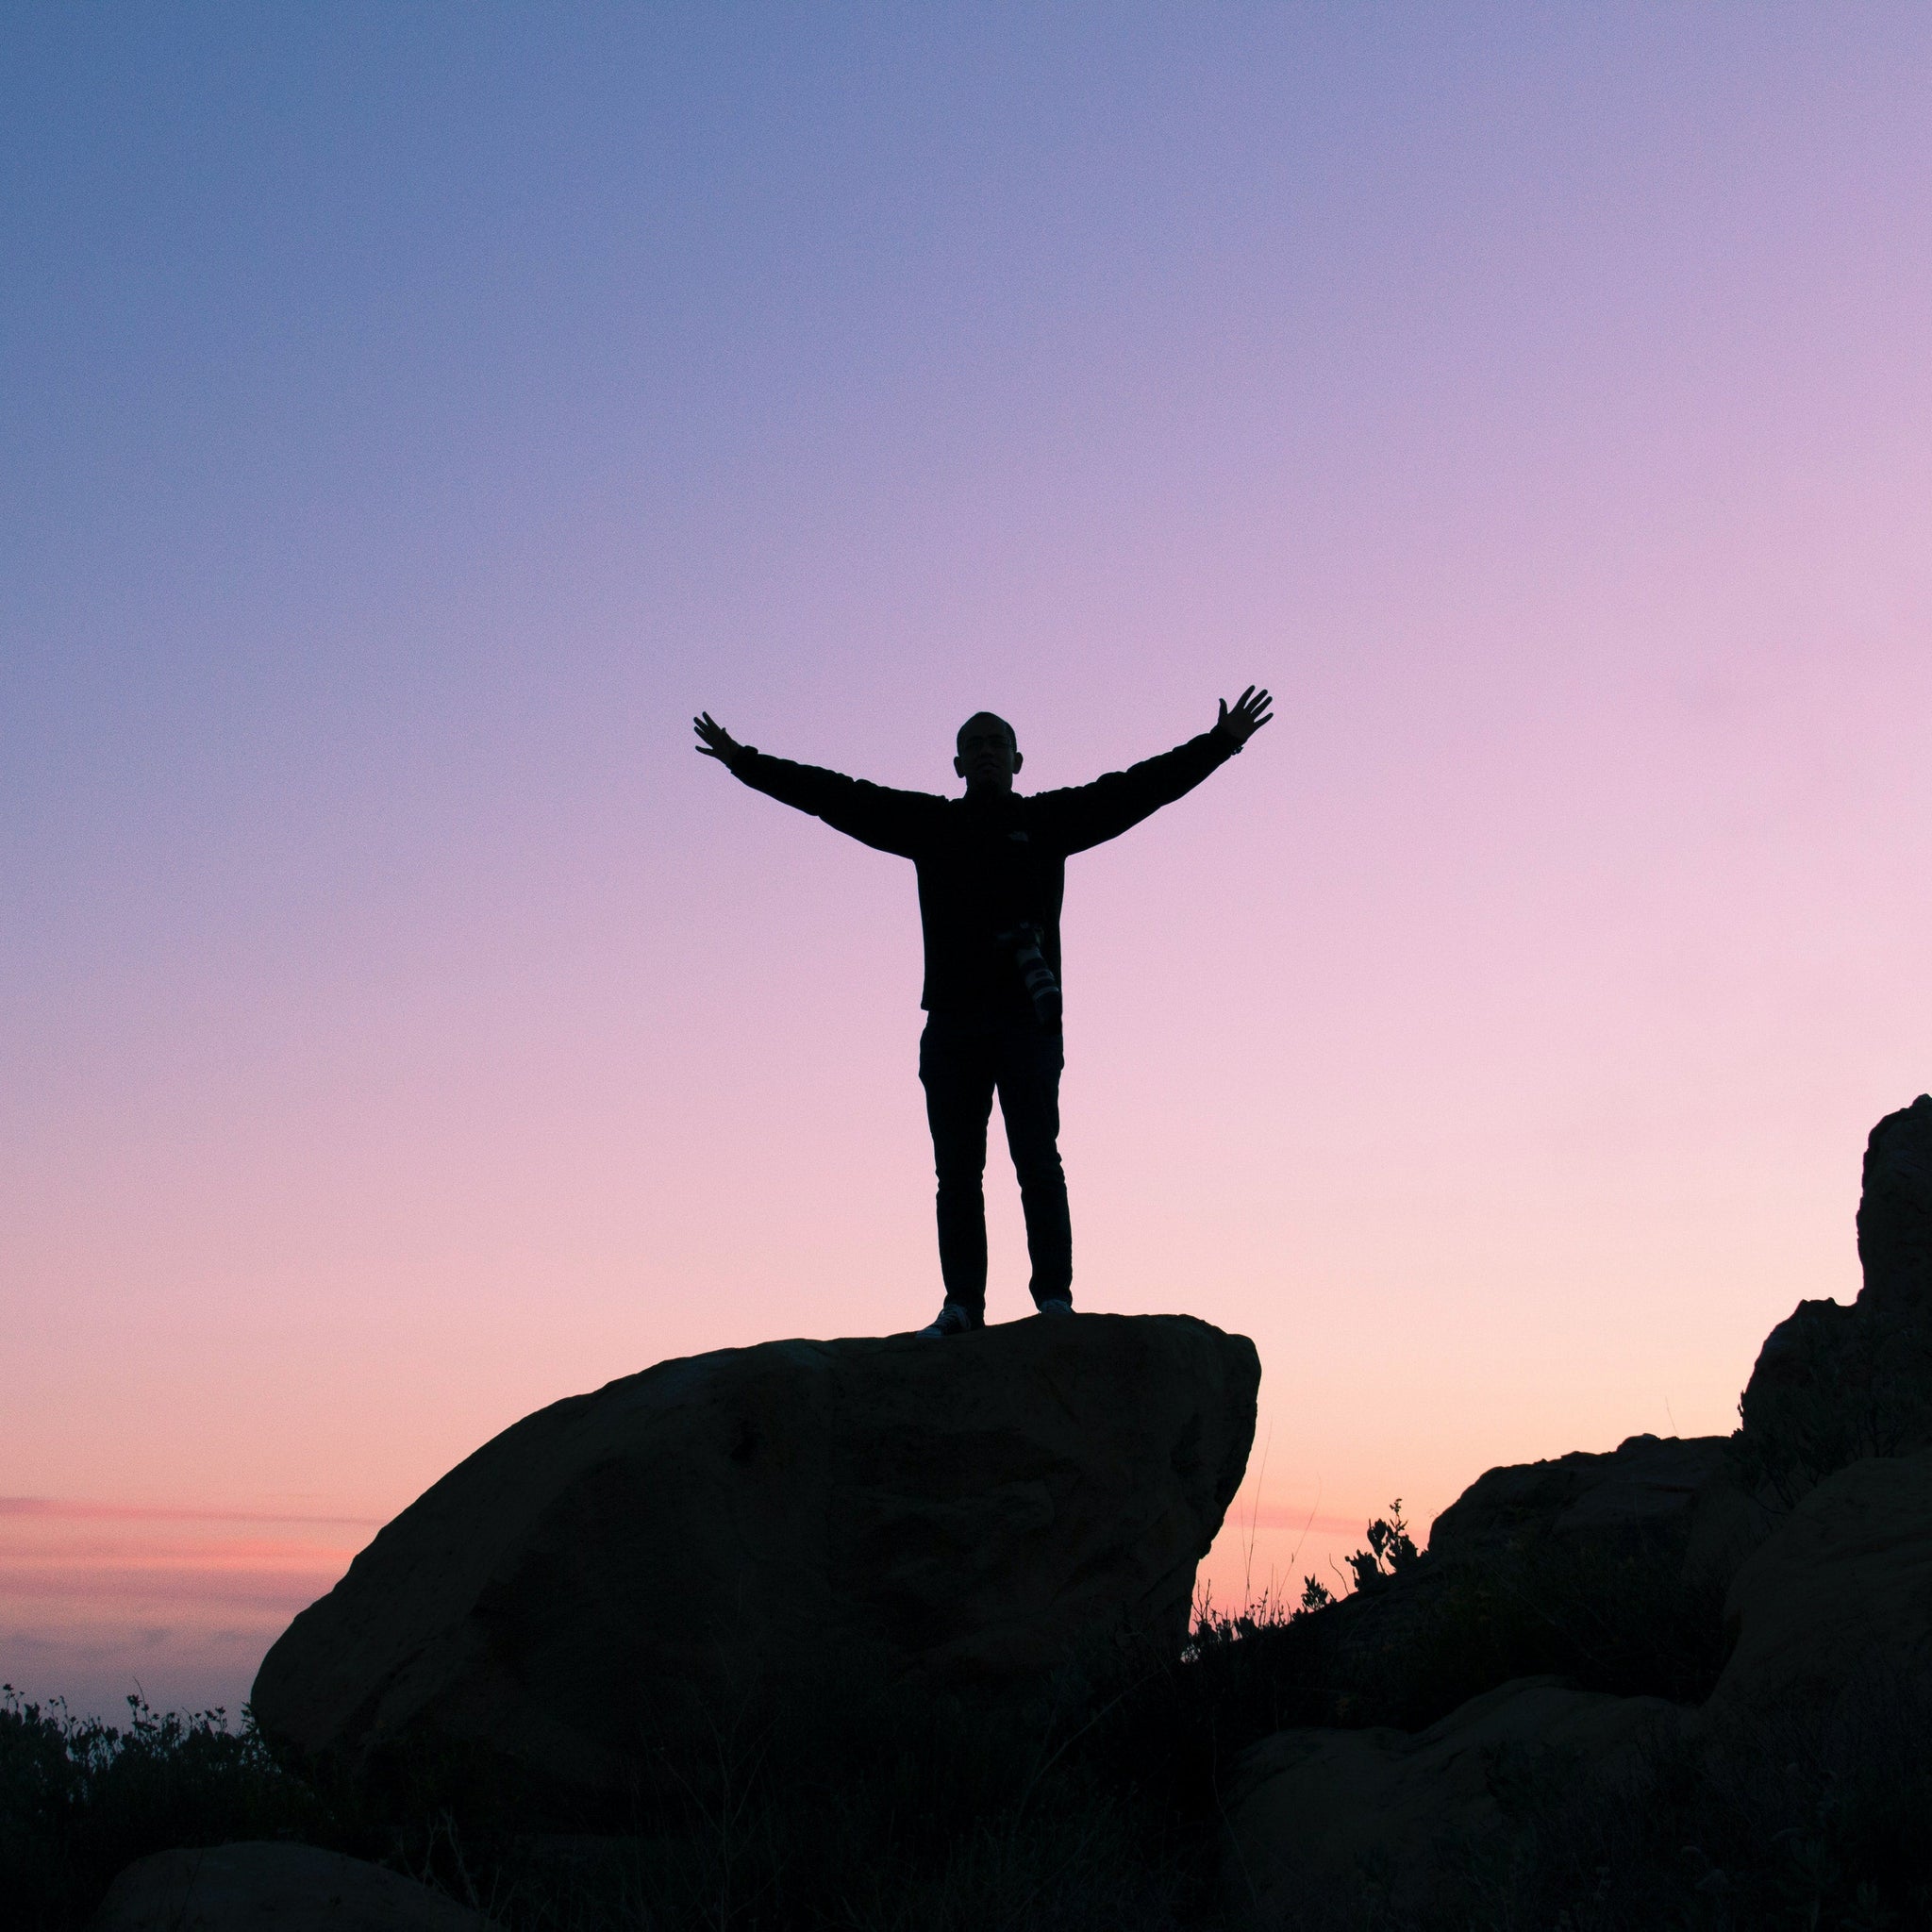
253,1312,1257,1790
1710,1445,1932,1717
1223,1676,1683,1924
1222,1445,1932,1927
90,1843,493,1930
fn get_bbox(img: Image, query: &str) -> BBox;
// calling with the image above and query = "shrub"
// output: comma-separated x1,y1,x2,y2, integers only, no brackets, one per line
0,1688,331,1928
1342,1502,1420,1595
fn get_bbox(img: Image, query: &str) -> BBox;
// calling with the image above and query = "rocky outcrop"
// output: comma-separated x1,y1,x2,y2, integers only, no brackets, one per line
1740,1096,1932,1497
89,1843,494,1930
1857,1094,1932,1316
1709,1447,1932,1717
1219,1101,1932,1925
253,1313,1257,1790
1224,1677,1682,1924
1241,1433,1732,1736
1428,1104,1932,1576
1427,1432,1728,1561
1223,1102,1932,1926
1415,1428,1771,1592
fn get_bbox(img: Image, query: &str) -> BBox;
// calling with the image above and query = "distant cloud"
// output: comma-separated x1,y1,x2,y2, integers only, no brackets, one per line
0,1498,378,1527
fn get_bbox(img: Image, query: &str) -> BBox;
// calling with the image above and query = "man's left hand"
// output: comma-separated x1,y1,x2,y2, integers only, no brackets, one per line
1216,685,1274,747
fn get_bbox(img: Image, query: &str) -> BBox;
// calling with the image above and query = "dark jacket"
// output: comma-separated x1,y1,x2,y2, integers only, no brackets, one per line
731,728,1239,1018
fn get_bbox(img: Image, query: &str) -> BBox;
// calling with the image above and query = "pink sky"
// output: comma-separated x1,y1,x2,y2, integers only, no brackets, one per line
4,6,1931,1716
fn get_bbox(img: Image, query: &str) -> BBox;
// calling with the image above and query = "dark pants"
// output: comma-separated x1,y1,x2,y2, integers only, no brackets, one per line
918,1013,1071,1315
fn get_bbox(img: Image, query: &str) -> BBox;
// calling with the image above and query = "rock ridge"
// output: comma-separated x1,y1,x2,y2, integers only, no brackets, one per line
1224,1098,1932,1924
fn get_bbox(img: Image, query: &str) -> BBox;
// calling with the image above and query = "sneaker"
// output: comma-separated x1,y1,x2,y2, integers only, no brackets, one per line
918,1301,982,1339
1034,1297,1074,1317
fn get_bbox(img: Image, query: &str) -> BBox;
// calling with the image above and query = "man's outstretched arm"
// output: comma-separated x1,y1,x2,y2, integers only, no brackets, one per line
1037,686,1274,856
692,711,938,857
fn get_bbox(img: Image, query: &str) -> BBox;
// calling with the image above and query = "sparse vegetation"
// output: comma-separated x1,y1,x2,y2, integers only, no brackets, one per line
1342,1500,1421,1594
0,1690,332,1927
5,1494,1925,1931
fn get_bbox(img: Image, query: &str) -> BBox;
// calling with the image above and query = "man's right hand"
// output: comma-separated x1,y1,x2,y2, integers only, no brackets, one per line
693,712,746,771
1215,686,1274,748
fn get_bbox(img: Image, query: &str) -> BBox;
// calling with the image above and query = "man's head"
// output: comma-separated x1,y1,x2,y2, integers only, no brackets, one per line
955,711,1022,796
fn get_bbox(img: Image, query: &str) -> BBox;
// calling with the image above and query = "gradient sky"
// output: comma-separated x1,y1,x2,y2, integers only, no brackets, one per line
6,4,1931,1718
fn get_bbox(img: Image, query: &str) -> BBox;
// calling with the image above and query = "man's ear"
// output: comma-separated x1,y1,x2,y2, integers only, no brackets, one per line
1011,750,1024,775
954,753,967,779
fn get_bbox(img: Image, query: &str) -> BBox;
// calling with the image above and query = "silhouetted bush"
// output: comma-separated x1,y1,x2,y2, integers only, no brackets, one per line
0,1688,333,1926
2,1669,1207,1930
1342,1501,1421,1595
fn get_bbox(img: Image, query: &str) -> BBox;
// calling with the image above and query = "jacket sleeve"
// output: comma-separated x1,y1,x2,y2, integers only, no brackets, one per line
730,748,938,858
1032,729,1239,856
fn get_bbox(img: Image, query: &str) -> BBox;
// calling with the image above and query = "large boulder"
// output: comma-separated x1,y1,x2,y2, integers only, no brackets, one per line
253,1313,1257,1790
1708,1447,1932,1717
90,1843,493,1930
1223,1676,1683,1925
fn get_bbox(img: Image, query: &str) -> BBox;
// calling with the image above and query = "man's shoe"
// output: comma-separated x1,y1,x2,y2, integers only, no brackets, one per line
1034,1297,1074,1317
918,1301,981,1339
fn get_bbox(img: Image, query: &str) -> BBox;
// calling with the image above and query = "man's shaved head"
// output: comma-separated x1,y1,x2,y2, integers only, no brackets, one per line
954,711,1024,796
957,711,1017,755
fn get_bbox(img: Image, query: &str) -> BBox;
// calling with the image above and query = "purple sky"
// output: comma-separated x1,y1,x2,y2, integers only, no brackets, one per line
5,4,1931,1716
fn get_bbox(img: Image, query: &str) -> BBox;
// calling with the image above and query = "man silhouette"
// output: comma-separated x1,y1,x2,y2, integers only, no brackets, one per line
693,689,1273,1336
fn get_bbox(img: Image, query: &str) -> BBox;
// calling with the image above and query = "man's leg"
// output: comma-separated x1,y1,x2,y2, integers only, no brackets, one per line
918,1017,997,1318
994,1024,1072,1307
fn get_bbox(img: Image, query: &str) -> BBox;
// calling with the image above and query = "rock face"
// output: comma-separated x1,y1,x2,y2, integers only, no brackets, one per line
1424,1428,1783,1593
253,1313,1257,1789
1740,1097,1932,1494
1224,1677,1682,1924
90,1843,494,1931
1427,1432,1728,1562
1857,1093,1932,1317
1709,1447,1932,1717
